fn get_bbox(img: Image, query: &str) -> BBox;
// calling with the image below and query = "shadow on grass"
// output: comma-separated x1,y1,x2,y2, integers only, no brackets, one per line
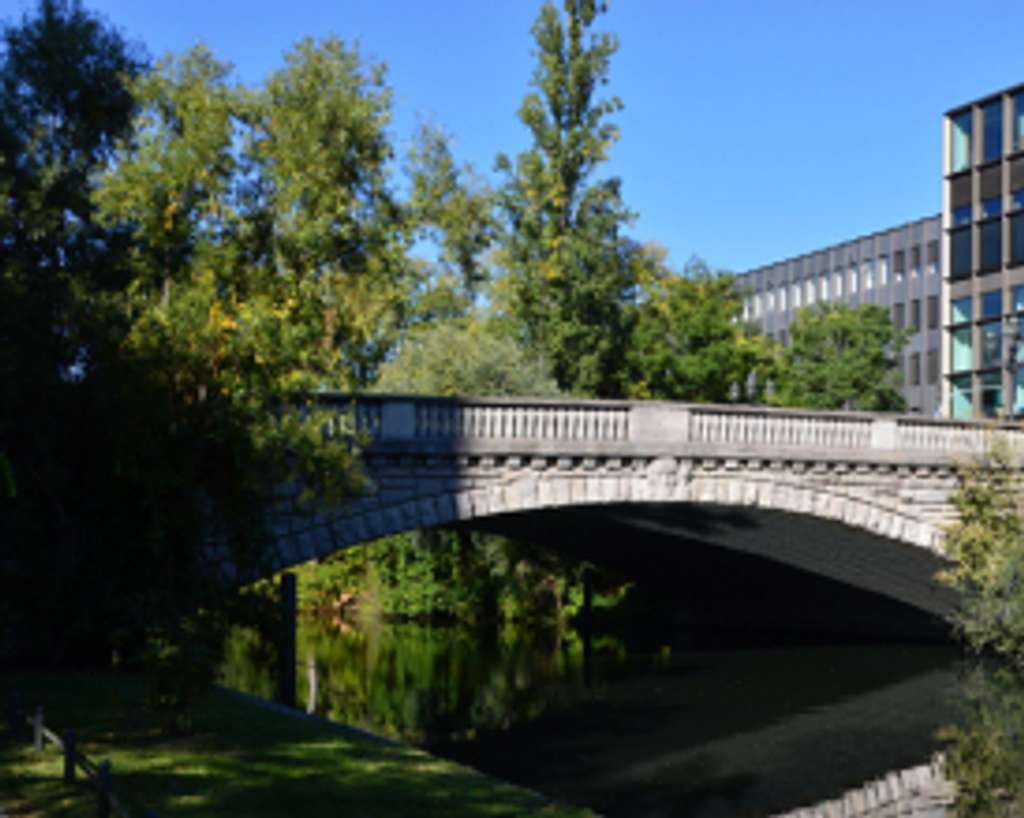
2,672,592,818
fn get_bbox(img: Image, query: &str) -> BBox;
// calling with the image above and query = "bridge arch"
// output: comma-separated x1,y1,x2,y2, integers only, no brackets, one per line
272,395,1020,618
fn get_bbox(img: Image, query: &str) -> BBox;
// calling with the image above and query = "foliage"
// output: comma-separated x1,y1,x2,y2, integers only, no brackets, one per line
939,663,1024,817
496,0,637,398
374,318,560,398
625,252,779,402
770,303,907,411
939,439,1024,666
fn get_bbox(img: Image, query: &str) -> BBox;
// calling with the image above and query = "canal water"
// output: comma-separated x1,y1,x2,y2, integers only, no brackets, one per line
221,619,965,817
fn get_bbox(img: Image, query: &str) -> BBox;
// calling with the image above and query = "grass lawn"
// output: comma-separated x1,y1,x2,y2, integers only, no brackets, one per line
1,672,594,817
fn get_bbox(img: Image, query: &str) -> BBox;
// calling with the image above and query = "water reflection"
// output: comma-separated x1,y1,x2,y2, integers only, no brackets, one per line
940,664,1024,817
222,621,972,817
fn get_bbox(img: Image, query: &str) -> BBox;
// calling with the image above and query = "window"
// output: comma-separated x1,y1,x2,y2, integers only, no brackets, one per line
951,228,972,279
981,320,1003,368
910,299,921,333
893,303,905,331
1014,285,1024,313
1015,190,1024,210
982,290,1003,318
982,197,1003,218
779,285,787,312
909,352,921,386
951,374,972,419
911,245,921,274
982,372,1003,417
767,287,775,312
927,348,939,384
894,249,905,276
953,205,973,226
951,110,973,173
879,255,889,286
981,220,1002,271
1012,212,1024,265
792,283,802,308
1015,369,1024,418
833,269,843,298
753,293,761,317
952,296,972,324
863,261,874,290
849,265,858,294
805,279,815,305
1015,91,1024,152
820,274,830,300
952,327,973,371
927,295,940,329
983,99,1003,162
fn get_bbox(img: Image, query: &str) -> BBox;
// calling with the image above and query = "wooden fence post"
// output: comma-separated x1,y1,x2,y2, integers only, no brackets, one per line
32,705,43,751
63,729,76,784
97,759,111,818
278,572,297,708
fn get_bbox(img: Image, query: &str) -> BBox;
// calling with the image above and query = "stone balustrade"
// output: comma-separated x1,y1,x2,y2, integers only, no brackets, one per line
320,394,1024,463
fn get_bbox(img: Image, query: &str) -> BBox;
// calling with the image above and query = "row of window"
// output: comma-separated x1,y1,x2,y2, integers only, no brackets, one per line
903,349,941,388
949,211,1024,279
744,255,939,319
892,296,941,333
950,91,1024,173
950,372,1024,420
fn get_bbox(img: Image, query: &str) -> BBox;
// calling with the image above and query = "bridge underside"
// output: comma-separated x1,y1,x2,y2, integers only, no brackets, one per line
451,502,954,638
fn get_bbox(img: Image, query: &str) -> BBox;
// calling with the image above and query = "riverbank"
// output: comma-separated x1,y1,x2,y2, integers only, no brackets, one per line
1,672,593,817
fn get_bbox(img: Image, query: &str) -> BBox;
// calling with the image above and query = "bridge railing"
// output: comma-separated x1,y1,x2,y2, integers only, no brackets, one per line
321,394,1024,460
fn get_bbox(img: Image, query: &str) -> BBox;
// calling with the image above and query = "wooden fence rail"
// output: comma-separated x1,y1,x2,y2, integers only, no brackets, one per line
7,692,157,818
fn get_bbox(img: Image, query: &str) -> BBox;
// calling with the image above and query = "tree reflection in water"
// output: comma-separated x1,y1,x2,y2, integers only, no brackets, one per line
941,663,1024,817
221,619,621,745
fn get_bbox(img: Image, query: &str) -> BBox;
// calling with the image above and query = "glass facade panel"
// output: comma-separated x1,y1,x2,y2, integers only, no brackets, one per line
981,320,1003,368
982,289,1003,318
953,205,972,226
1015,91,1024,152
951,229,972,279
1015,190,1024,210
981,372,1003,417
1012,212,1024,265
1013,286,1024,313
982,197,1003,218
983,100,1003,162
1015,369,1024,418
951,111,973,172
952,327,973,371
951,374,972,419
981,220,1002,270
952,296,972,323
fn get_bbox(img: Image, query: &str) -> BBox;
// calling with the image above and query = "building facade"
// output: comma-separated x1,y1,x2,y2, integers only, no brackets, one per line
738,83,1024,420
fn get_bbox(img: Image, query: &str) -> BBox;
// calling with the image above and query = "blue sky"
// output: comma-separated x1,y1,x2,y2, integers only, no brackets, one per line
9,0,1024,271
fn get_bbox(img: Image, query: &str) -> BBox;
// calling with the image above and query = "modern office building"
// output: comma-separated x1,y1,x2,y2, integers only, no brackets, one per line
943,83,1024,419
737,82,1024,420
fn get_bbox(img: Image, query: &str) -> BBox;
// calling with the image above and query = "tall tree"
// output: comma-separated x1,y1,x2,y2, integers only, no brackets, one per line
496,0,636,398
1,0,146,665
771,303,907,412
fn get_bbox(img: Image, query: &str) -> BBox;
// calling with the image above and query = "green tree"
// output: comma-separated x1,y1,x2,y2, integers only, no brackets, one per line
938,439,1024,666
626,252,778,402
496,0,637,398
771,303,907,411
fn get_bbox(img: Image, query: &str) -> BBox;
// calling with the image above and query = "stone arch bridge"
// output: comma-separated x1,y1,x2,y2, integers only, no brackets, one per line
272,396,1024,619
